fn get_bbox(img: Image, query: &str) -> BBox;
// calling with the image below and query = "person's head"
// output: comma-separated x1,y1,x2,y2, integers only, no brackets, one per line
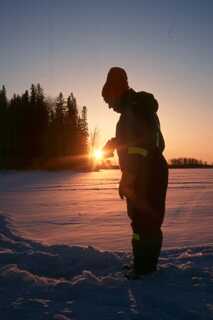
102,67,129,112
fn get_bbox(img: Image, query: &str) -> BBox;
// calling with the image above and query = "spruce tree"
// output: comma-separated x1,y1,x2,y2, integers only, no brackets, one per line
30,84,37,105
54,92,66,156
67,93,78,128
0,84,90,169
0,85,8,158
55,92,65,124
78,106,89,156
66,93,78,155
35,84,49,157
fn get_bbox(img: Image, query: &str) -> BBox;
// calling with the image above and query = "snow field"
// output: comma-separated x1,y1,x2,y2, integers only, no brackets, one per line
0,214,212,320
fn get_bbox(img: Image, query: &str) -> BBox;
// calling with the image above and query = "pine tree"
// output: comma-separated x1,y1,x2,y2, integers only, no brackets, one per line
0,85,8,109
30,84,37,105
35,84,49,157
81,106,89,144
0,85,8,157
21,90,30,105
78,106,89,156
67,93,78,128
65,93,79,155
24,84,49,159
0,84,90,169
54,92,66,156
55,92,65,124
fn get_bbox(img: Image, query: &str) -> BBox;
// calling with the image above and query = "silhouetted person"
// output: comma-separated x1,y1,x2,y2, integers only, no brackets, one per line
102,67,168,278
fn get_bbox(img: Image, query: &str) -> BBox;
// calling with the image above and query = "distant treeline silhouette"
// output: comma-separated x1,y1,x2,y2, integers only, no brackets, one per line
170,158,213,168
0,84,89,169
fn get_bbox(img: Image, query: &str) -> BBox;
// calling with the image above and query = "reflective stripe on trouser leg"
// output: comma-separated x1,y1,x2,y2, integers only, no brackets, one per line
132,233,140,241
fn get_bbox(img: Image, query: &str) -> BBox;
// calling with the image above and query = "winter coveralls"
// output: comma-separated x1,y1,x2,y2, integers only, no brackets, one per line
116,89,168,274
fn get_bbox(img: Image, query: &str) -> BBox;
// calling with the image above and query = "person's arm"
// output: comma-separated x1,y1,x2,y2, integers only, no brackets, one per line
117,109,144,199
123,108,148,174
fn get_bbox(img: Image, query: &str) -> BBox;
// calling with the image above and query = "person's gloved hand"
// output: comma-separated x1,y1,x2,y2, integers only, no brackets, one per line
102,138,117,158
119,172,136,200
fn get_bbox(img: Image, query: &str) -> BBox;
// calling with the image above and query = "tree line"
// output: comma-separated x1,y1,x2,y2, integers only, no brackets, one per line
170,157,213,168
0,84,89,169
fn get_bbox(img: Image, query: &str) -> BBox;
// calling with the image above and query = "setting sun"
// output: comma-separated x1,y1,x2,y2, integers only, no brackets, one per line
93,149,104,161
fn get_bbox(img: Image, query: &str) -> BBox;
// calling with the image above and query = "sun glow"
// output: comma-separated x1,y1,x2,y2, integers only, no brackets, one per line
93,149,104,161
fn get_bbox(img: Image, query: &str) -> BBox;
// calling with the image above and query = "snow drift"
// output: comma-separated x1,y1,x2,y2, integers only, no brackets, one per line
0,214,212,320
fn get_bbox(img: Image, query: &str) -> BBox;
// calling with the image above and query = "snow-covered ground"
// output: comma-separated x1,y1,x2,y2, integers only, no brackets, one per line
0,169,212,319
0,169,213,250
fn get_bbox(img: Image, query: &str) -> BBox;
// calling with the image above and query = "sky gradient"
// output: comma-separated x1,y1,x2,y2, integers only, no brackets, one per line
1,0,213,162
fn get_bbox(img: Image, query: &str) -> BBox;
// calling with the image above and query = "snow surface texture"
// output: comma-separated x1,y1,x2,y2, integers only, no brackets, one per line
0,169,213,250
0,169,213,319
0,214,212,320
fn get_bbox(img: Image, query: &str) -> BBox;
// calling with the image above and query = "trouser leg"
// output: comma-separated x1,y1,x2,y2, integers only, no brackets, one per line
126,155,168,275
127,199,164,275
132,229,162,274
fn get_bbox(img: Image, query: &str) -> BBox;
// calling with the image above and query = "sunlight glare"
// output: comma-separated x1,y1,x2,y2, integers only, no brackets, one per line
93,149,104,161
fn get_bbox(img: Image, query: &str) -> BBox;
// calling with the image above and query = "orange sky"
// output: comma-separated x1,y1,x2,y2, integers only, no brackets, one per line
73,67,213,163
1,1,213,163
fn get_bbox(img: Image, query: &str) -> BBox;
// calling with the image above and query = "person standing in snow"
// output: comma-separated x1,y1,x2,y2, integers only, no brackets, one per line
102,67,168,278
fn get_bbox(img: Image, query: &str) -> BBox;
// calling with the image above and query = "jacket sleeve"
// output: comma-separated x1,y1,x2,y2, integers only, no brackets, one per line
122,108,147,174
116,101,164,174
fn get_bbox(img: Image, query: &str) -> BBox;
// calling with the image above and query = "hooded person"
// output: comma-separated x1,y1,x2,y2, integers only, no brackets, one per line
102,67,169,278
